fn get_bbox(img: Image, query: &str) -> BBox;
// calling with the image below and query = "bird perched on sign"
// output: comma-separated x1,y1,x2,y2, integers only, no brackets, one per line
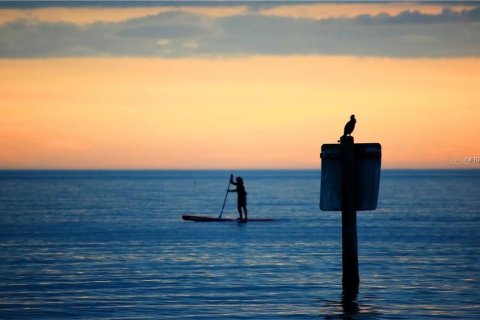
338,114,356,142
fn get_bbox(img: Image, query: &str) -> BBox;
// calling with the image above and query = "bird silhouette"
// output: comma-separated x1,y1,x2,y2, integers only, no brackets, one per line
338,115,356,142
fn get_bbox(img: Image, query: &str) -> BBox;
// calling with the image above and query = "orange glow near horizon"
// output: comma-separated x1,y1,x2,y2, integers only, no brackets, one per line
1,56,479,169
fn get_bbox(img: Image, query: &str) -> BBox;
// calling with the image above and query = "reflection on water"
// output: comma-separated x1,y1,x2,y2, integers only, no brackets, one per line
341,288,361,318
321,287,384,320
0,170,479,319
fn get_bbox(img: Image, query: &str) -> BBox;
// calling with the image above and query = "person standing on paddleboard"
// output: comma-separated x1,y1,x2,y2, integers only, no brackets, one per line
228,174,248,221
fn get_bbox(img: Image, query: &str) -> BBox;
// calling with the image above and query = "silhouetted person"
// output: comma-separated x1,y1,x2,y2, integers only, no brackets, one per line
339,114,356,142
228,174,248,221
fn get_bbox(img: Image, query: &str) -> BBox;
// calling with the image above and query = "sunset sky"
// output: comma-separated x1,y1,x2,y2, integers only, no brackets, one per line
0,1,479,169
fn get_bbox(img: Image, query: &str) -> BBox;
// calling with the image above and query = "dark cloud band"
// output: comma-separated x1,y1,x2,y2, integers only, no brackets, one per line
0,5,479,58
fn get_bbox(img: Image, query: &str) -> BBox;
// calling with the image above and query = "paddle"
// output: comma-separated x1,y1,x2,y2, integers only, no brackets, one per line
218,175,231,219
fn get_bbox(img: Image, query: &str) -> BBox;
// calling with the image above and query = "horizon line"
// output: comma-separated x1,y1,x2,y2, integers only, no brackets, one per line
0,168,478,171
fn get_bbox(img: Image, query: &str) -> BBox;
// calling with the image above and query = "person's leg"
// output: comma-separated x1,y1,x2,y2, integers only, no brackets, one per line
243,205,248,220
237,203,243,219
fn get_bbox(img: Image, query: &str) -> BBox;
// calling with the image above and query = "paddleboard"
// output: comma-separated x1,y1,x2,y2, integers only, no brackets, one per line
182,214,274,222
182,215,234,222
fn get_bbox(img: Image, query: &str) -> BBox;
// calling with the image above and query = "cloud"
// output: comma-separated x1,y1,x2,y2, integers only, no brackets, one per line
0,5,479,58
118,11,216,38
0,11,218,57
350,6,480,24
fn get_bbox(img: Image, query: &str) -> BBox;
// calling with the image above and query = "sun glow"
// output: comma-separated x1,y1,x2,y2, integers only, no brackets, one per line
1,56,478,169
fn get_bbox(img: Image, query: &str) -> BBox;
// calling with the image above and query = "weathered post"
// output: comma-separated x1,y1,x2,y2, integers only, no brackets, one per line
320,118,381,293
340,135,359,290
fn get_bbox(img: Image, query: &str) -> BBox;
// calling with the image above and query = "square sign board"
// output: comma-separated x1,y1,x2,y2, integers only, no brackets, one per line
320,143,381,211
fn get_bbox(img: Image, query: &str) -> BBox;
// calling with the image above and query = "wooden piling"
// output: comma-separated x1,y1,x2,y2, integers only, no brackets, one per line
340,136,360,290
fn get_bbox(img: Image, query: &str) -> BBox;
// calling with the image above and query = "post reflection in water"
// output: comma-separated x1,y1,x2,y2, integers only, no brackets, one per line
341,287,360,318
322,288,383,320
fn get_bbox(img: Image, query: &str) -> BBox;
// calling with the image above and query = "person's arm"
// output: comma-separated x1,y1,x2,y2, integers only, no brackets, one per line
229,174,237,186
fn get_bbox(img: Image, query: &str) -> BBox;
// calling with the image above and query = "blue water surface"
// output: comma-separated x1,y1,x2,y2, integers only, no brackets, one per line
0,170,479,319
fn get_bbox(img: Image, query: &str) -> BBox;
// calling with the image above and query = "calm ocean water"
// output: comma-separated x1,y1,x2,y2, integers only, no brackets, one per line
0,170,479,319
